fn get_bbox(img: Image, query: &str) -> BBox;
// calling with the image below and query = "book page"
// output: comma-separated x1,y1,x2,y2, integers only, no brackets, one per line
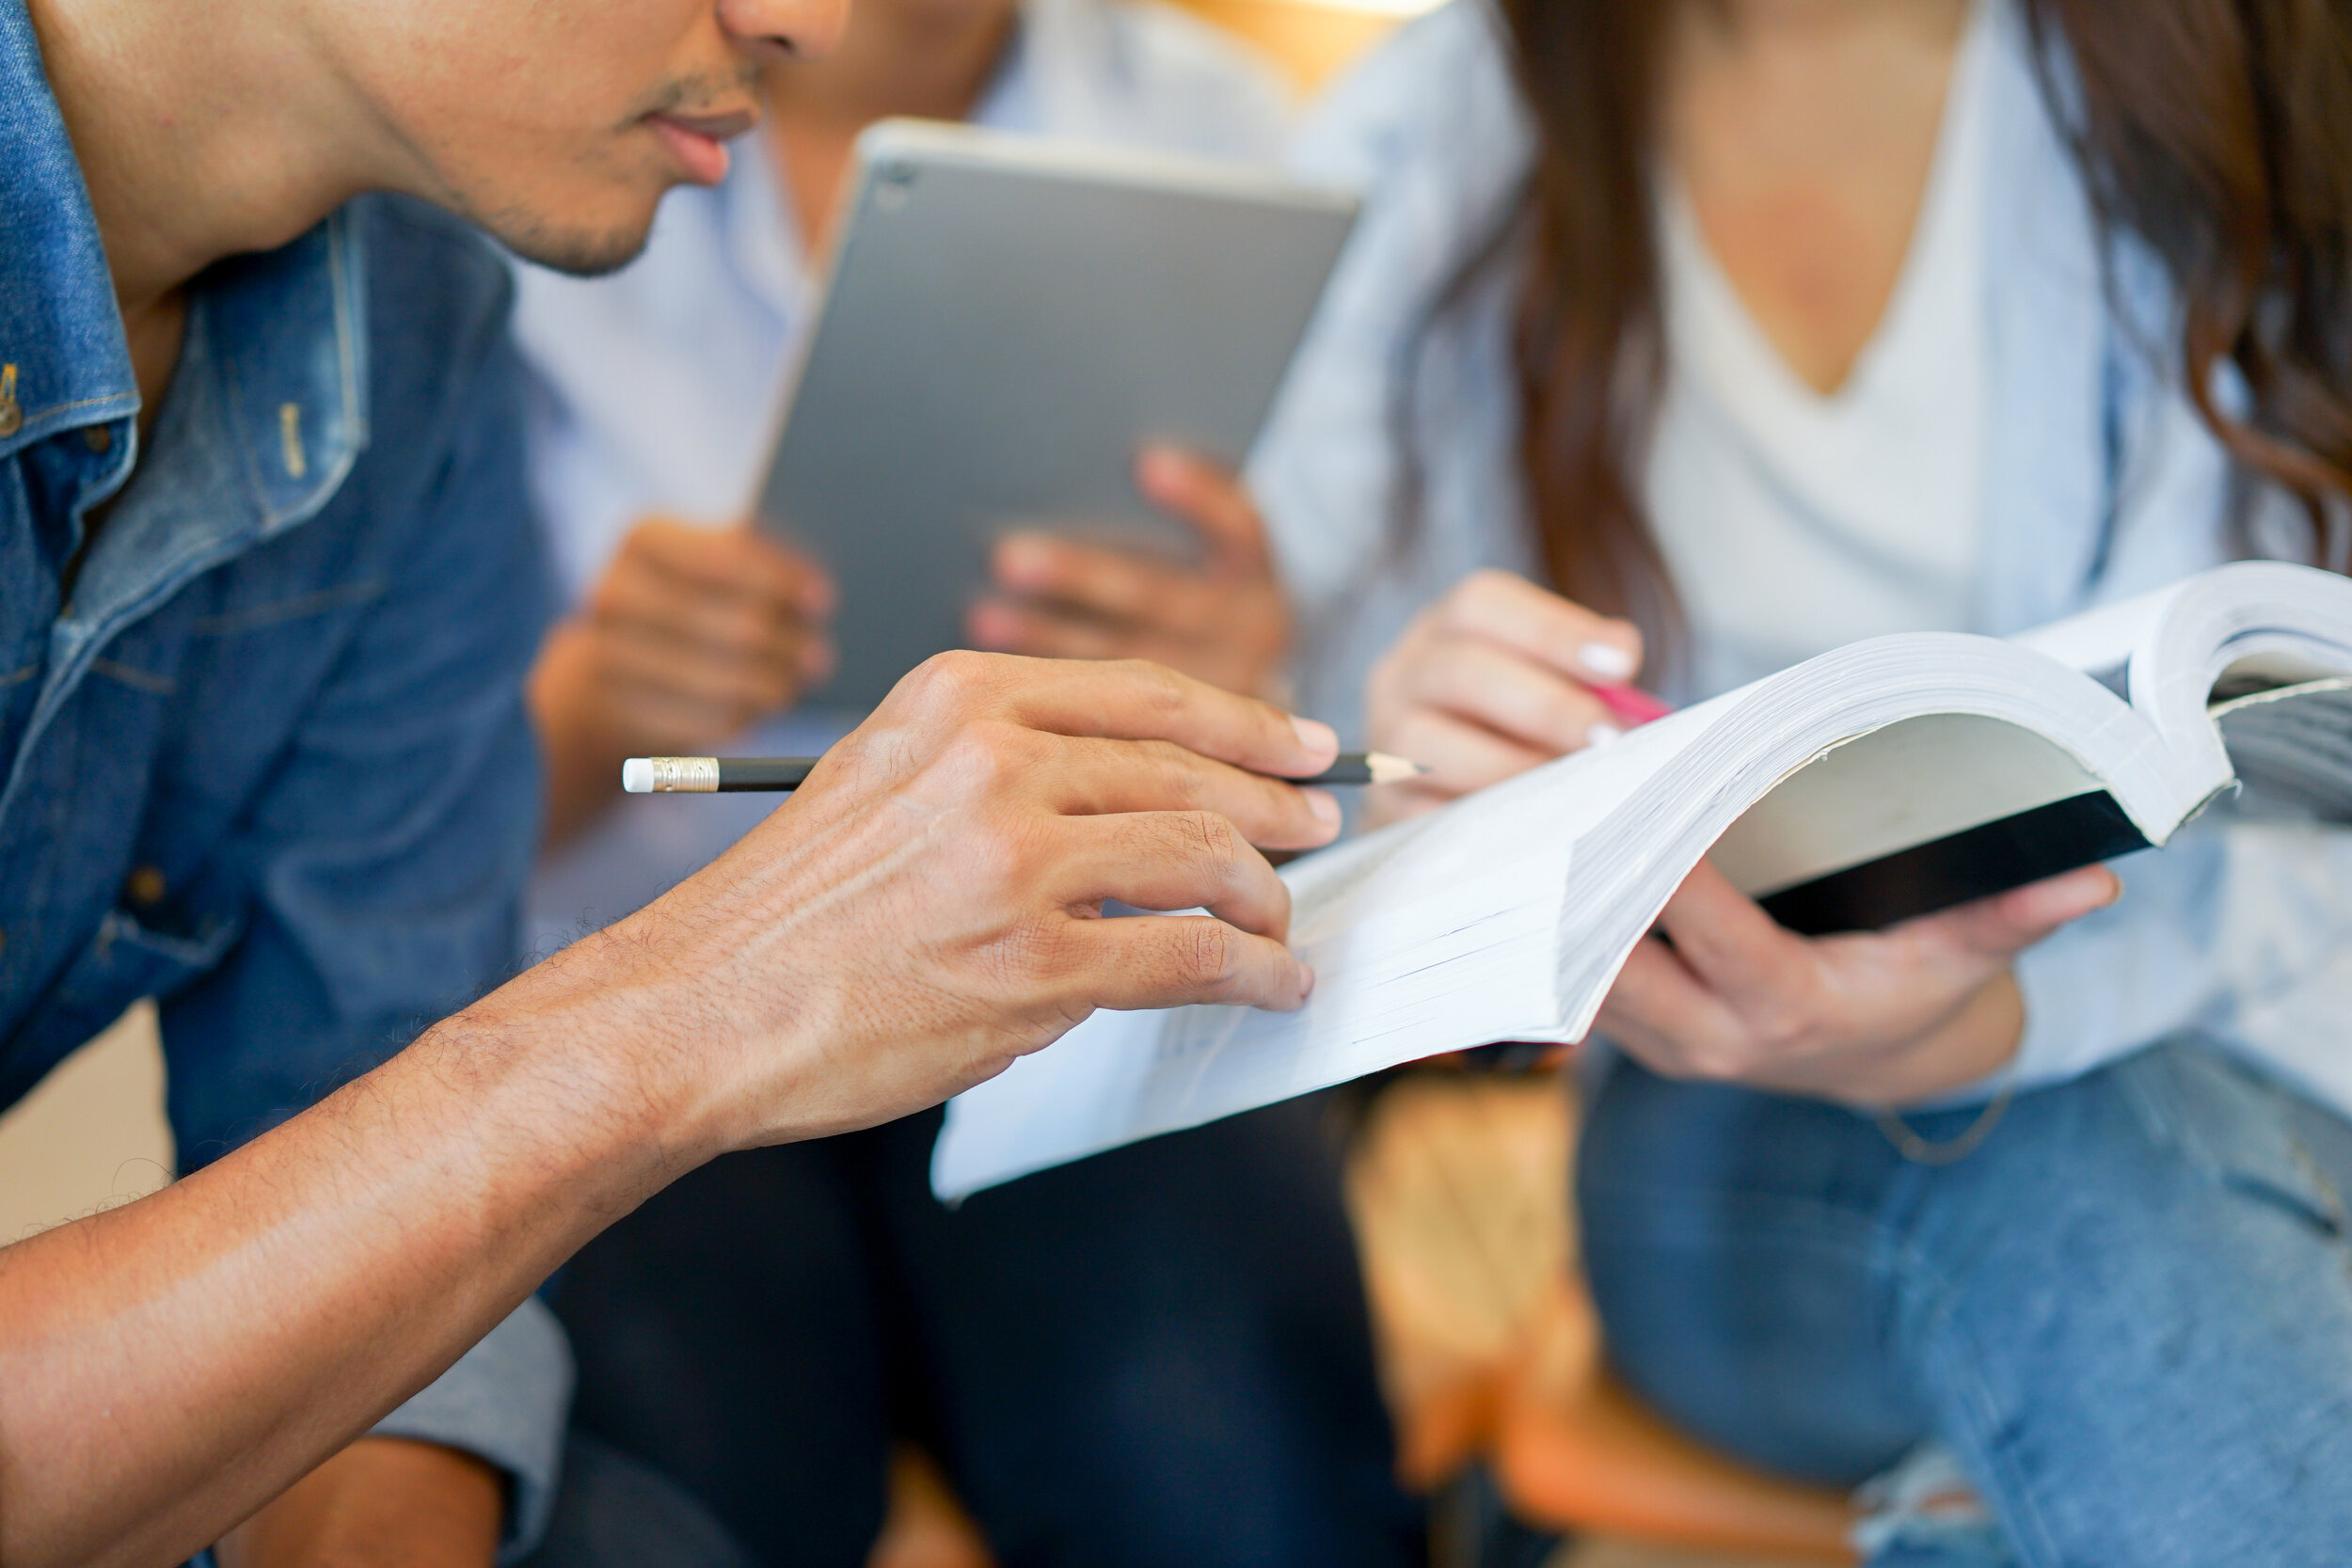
932,710,1717,1198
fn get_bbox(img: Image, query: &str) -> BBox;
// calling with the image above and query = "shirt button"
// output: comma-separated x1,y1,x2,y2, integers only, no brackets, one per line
124,864,167,908
83,425,113,454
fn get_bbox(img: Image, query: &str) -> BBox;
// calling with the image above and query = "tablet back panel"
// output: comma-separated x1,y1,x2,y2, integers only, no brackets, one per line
756,120,1358,710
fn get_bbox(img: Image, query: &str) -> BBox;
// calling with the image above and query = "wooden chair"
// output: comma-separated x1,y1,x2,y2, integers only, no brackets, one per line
1346,1072,1856,1564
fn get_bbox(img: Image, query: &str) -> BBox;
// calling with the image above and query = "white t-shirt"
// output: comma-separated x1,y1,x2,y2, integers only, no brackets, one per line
1645,0,1994,699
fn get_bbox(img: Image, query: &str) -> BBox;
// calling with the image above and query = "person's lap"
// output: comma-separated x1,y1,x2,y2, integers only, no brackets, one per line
547,1095,1420,1568
1579,1035,2352,1567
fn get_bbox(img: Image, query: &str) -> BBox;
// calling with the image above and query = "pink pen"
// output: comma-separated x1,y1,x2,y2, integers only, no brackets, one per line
1588,681,1677,729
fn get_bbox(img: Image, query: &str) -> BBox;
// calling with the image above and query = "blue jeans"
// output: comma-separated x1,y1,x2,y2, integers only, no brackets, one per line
1579,1037,2352,1567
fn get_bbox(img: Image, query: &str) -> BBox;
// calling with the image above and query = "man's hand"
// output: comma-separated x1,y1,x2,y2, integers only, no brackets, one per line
968,449,1291,699
1363,570,1645,827
532,651,1343,1154
0,656,1338,1568
1597,860,2122,1105
215,1439,501,1568
532,517,835,845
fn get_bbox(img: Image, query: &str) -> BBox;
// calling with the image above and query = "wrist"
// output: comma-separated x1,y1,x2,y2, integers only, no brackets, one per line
1841,971,2025,1109
415,951,722,1219
469,911,765,1175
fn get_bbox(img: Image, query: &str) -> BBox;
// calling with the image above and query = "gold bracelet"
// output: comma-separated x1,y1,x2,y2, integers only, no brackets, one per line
1873,1074,2016,1166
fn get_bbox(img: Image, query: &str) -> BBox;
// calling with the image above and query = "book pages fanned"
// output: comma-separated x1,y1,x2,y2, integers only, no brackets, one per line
933,562,2352,1200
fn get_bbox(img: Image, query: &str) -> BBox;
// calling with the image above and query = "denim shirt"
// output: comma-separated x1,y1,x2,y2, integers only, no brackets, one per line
1,2,568,1555
1255,0,2352,1117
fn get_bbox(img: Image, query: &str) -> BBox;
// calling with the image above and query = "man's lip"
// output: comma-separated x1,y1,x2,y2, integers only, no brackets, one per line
647,108,756,185
652,108,758,143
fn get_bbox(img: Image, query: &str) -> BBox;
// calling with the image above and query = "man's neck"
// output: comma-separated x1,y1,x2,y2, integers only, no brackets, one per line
29,0,372,408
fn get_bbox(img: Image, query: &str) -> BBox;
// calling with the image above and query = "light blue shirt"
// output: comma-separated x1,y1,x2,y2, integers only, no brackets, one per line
1252,0,2352,1114
512,0,1292,952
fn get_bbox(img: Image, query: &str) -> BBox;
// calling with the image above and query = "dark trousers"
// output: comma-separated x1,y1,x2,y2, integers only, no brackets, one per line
548,1097,1422,1568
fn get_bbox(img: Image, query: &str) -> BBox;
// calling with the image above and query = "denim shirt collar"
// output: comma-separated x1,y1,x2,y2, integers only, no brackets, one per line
1,0,370,528
0,0,136,452
1,0,372,817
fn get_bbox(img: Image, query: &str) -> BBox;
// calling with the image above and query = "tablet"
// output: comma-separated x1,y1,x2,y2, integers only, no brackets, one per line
754,119,1359,710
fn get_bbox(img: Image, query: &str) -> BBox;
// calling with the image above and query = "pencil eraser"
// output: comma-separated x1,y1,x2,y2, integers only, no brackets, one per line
621,758,655,794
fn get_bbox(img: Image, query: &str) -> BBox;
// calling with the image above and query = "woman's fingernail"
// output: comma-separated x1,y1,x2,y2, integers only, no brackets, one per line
1297,962,1316,1005
1579,641,1638,681
1585,721,1624,750
1306,789,1342,829
996,535,1053,586
1290,714,1340,759
967,604,1014,648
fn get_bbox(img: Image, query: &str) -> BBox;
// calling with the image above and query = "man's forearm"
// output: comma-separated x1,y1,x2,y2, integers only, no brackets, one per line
0,962,690,1568
0,655,1343,1568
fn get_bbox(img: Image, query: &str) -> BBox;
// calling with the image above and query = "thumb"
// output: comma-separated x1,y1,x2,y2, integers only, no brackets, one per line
1934,863,2122,958
1137,446,1268,575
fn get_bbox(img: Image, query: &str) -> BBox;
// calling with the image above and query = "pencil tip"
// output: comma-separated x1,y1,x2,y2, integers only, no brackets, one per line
1366,752,1427,785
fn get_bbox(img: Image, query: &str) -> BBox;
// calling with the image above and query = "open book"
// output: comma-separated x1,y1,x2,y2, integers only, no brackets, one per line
933,562,2352,1200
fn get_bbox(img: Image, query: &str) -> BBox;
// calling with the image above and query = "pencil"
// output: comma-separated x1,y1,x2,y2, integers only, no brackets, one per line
621,752,1427,794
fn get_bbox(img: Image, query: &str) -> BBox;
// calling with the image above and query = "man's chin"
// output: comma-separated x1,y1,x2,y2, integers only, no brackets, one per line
485,207,661,279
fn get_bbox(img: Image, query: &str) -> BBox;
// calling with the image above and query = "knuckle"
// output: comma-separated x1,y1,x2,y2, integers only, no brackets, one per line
1184,809,1241,872
902,648,998,713
938,720,1032,795
1178,918,1241,990
962,816,1040,895
1137,739,1207,809
1120,657,1191,716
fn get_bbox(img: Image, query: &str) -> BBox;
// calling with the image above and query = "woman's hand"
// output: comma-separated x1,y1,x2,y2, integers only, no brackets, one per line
532,516,835,845
1598,860,2122,1106
969,447,1290,700
1364,570,1645,826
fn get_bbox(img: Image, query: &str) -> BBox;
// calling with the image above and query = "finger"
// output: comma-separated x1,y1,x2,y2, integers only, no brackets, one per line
1038,736,1341,850
968,597,1188,664
595,681,756,751
1437,569,1643,686
1375,706,1556,800
1049,812,1293,937
1068,914,1314,1012
1651,859,1820,1006
595,562,812,666
628,518,837,616
887,652,1339,780
990,535,1210,629
1400,636,1621,756
1894,863,2122,961
1136,447,1271,574
594,624,803,718
1595,934,1755,1079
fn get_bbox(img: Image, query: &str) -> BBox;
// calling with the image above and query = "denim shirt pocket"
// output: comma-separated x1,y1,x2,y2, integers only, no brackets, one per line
53,906,245,1015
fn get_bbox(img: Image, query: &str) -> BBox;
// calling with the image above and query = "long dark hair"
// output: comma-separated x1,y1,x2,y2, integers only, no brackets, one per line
1488,0,2352,641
